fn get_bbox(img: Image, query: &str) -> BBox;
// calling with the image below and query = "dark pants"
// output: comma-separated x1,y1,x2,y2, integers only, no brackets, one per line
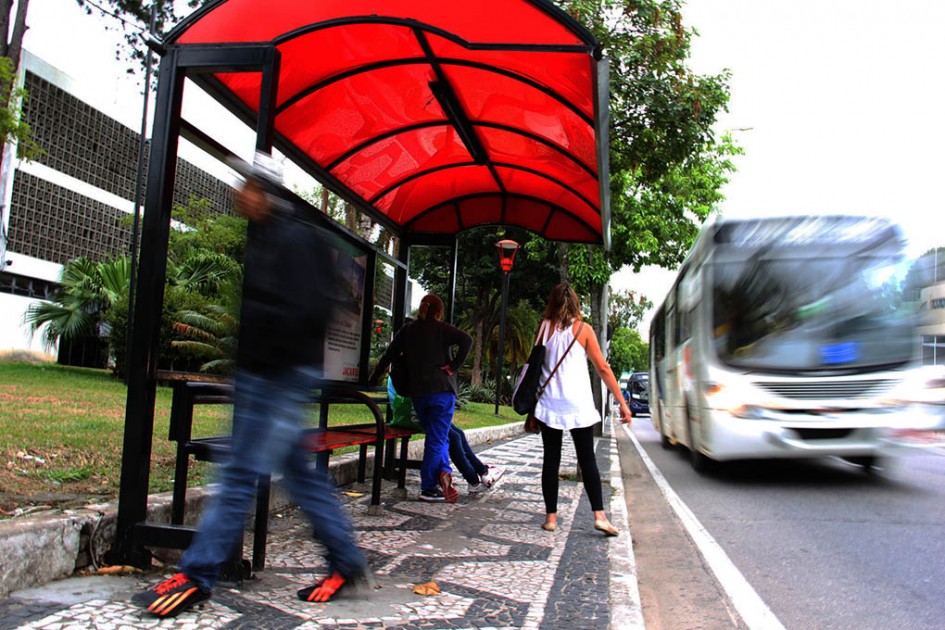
539,423,604,514
449,424,487,485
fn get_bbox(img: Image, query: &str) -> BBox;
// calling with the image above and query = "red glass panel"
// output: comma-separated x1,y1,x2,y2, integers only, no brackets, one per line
170,0,604,244
332,128,472,200
503,197,554,234
274,24,423,106
494,167,597,230
273,64,445,164
175,0,583,47
410,205,462,233
429,35,594,119
376,166,498,224
478,123,596,179
456,197,503,229
445,66,591,154
544,212,597,243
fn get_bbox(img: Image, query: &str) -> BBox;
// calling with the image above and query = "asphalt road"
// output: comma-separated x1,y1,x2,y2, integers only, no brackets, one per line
620,416,945,630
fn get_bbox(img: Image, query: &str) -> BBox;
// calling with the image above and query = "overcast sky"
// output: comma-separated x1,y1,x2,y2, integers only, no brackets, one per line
614,0,945,332
22,0,945,333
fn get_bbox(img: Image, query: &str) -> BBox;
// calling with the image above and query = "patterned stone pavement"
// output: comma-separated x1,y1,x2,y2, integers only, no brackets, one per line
0,430,642,629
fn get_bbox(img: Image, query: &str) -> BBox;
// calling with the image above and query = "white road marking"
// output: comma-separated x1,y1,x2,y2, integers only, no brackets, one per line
621,423,786,630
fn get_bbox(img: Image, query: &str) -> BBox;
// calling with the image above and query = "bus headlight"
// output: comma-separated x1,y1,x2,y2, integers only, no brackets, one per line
705,382,767,418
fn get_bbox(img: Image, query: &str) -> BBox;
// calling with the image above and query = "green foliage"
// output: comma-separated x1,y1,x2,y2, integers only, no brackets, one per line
608,327,649,376
169,196,247,262
0,56,42,161
608,289,653,332
170,303,240,375
24,256,130,351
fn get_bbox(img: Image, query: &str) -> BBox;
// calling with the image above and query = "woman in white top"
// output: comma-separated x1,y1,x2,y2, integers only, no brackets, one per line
533,284,632,535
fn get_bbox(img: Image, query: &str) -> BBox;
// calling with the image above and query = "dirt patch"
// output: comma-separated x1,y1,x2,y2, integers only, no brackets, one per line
1,447,115,517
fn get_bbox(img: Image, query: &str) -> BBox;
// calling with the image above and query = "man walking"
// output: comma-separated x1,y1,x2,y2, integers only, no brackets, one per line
134,152,369,618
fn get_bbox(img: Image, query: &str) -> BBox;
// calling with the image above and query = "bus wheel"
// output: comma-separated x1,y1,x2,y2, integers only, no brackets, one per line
843,455,883,475
660,432,673,450
687,415,712,473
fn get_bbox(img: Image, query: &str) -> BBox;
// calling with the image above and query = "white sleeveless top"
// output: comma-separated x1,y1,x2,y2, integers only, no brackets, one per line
533,319,599,430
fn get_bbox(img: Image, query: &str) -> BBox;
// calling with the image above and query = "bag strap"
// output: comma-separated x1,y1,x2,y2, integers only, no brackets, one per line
532,319,549,346
535,321,584,403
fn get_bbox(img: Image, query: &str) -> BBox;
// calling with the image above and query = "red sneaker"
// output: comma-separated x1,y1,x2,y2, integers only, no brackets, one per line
133,572,211,618
440,471,459,503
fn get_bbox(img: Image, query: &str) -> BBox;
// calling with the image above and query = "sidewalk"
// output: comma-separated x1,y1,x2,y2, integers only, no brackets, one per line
0,426,643,629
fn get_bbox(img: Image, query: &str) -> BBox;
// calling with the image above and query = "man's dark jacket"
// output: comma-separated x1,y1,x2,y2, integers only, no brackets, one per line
237,206,336,375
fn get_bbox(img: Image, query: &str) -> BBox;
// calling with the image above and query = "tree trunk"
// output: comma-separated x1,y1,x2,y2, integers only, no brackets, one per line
319,187,330,215
7,0,29,71
588,281,606,424
557,242,569,283
471,318,484,386
343,202,357,231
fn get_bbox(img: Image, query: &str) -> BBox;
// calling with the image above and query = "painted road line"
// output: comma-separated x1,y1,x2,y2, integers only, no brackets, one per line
621,424,785,630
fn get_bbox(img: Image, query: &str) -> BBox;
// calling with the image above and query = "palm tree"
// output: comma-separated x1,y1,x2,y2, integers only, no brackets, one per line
171,303,240,375
487,299,540,400
24,256,130,351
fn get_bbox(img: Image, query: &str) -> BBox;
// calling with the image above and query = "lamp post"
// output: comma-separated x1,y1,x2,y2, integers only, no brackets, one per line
494,239,520,414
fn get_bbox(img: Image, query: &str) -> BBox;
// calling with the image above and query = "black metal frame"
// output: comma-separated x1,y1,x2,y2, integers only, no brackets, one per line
106,0,608,568
105,43,413,567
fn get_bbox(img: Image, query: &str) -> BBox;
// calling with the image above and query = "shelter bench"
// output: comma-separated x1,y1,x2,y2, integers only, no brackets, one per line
133,371,424,573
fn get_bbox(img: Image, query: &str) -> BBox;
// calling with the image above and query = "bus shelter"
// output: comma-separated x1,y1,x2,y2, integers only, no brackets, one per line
108,0,611,567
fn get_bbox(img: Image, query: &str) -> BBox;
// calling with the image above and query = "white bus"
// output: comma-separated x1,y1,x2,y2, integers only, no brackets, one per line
648,214,939,473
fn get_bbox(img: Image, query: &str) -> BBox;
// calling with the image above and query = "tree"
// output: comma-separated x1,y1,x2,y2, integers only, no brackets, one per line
24,256,130,351
410,227,560,386
608,327,648,378
608,288,653,334
552,0,737,410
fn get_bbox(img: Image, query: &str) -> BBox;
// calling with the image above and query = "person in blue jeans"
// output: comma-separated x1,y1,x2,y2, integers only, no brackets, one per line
370,294,472,502
387,379,502,493
135,153,369,618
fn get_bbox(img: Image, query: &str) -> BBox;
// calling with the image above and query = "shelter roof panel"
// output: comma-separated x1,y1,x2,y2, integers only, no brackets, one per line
175,0,587,47
168,0,608,245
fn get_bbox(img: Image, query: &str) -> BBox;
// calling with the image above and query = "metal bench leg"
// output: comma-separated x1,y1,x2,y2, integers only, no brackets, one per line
367,439,385,516
252,474,271,571
357,444,368,483
171,442,190,525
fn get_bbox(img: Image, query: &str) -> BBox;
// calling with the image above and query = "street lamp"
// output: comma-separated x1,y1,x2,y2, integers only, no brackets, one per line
494,239,520,414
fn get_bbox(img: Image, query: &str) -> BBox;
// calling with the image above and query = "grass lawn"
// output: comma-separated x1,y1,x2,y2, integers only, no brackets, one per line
0,361,519,516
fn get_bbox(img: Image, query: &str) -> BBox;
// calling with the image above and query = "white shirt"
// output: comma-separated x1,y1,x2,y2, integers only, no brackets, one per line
533,319,599,430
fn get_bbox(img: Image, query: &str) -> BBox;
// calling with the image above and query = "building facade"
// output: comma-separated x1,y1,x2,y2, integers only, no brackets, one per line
0,51,235,358
917,250,945,367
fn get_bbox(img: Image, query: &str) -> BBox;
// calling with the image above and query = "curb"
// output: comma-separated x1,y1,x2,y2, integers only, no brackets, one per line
0,421,525,598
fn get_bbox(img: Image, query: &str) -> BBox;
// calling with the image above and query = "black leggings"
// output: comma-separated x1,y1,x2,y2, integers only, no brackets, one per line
539,422,604,514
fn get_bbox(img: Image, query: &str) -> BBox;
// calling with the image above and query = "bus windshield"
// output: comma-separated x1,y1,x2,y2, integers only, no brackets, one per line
711,250,916,372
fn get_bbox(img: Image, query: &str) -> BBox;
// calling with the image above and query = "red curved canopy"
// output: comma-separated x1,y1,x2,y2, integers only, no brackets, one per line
168,0,610,245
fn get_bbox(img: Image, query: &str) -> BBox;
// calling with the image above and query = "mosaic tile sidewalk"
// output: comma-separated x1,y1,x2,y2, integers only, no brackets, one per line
0,431,642,629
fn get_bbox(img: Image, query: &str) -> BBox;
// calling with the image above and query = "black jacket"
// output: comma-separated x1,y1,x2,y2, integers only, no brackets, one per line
371,318,472,397
237,206,336,375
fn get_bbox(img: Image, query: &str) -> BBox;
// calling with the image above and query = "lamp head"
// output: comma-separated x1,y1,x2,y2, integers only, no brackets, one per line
495,239,520,274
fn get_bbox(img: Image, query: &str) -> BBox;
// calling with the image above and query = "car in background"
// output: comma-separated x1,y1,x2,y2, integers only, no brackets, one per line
625,371,649,417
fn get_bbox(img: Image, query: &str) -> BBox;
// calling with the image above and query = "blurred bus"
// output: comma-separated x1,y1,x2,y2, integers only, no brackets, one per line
648,215,940,473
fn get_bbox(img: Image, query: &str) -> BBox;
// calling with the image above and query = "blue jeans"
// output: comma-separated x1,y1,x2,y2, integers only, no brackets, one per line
180,367,366,591
449,424,487,485
411,391,456,492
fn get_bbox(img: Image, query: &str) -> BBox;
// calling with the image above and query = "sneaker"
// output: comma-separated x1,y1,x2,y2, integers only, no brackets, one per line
298,569,376,603
134,572,211,618
468,482,486,494
439,471,459,503
480,465,504,488
419,488,446,502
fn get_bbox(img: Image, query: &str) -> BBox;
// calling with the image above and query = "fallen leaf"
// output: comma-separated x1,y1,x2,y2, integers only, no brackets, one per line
343,491,365,497
96,565,141,575
412,581,441,596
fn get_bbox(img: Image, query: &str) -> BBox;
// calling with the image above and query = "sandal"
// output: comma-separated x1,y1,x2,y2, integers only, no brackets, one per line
594,519,620,537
